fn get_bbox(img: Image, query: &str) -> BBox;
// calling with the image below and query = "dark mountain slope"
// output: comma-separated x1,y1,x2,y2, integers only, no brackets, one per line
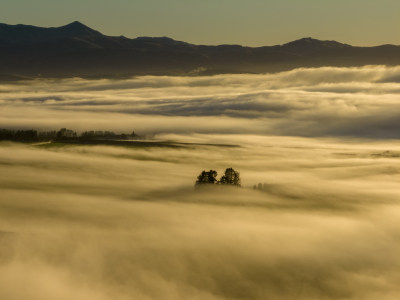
0,21,103,45
0,22,399,79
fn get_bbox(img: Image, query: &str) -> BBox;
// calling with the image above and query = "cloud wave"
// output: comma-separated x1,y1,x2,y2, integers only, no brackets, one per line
2,66,400,299
1,65,400,138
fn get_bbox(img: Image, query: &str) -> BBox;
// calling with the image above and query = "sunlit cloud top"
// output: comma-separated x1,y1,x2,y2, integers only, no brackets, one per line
1,66,400,139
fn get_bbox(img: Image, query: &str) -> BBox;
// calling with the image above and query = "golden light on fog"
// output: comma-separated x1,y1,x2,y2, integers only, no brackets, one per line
1,66,400,299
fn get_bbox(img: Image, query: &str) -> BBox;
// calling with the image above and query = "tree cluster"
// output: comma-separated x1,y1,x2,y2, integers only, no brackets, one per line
195,168,241,188
80,130,136,140
0,128,138,142
0,129,39,142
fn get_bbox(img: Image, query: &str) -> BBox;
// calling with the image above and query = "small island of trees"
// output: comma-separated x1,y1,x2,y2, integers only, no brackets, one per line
195,168,241,188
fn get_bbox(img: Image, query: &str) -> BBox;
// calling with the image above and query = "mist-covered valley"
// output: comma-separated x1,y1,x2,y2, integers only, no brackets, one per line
1,66,400,299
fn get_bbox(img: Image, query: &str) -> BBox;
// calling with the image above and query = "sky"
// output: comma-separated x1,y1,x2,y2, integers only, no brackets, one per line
1,0,399,46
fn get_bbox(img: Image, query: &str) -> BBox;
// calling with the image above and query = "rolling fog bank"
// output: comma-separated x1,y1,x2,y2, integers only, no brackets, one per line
1,65,400,138
1,66,400,299
1,135,400,299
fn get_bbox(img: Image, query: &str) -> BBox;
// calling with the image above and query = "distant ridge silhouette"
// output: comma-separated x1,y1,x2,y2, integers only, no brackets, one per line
0,22,399,79
0,21,102,44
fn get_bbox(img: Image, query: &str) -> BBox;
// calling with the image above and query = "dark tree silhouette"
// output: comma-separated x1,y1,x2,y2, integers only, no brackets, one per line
0,129,38,142
0,129,14,140
219,168,241,187
56,128,77,140
195,170,218,187
0,127,139,143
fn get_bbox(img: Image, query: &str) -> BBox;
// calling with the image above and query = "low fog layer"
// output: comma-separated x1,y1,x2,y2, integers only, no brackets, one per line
2,66,400,299
1,65,400,138
1,135,400,299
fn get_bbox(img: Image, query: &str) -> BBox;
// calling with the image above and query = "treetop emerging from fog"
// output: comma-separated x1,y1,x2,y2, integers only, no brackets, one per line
195,168,241,188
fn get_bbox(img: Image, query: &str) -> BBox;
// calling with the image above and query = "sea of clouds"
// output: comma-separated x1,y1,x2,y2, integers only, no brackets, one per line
1,66,400,299
1,65,400,138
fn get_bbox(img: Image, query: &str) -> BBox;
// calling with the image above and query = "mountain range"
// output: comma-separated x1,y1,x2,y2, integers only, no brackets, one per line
1,21,400,79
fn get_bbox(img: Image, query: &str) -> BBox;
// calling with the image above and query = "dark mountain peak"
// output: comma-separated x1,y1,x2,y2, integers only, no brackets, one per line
57,21,102,37
61,21,94,32
284,37,349,48
280,37,351,55
65,21,86,27
288,37,317,44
